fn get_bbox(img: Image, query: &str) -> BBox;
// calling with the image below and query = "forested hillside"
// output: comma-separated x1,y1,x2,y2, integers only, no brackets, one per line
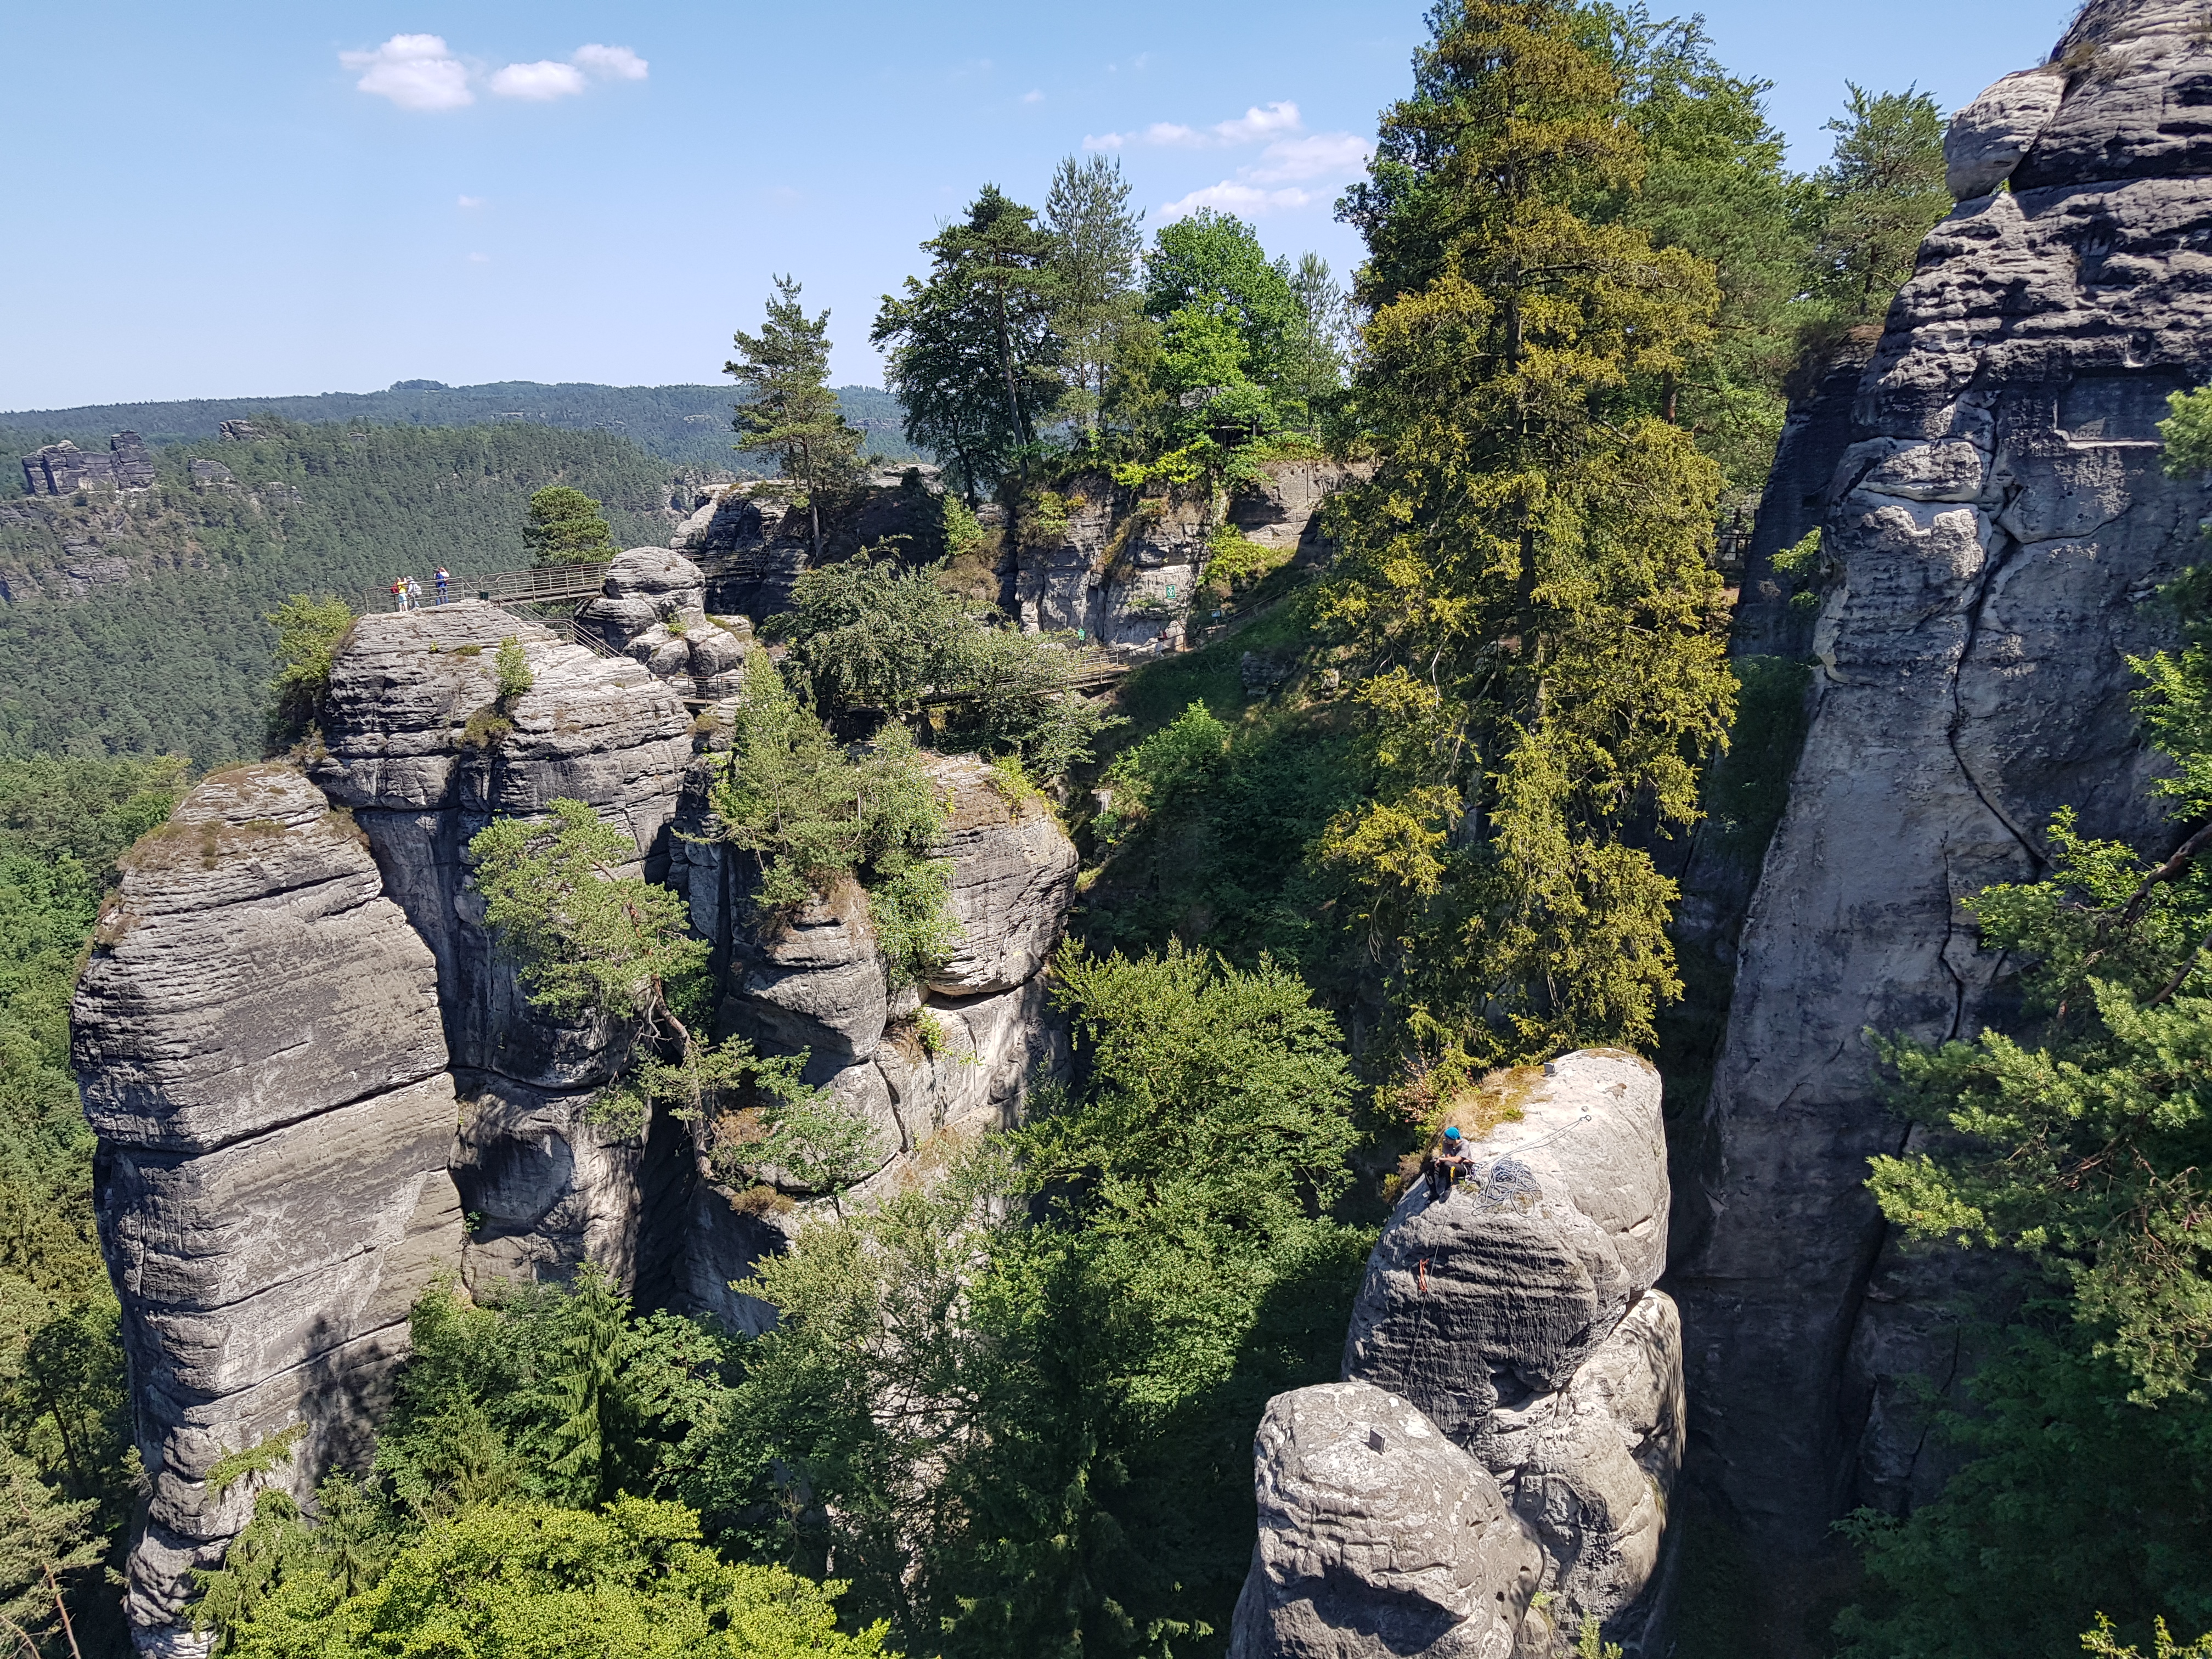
0,421,678,763
1,383,916,471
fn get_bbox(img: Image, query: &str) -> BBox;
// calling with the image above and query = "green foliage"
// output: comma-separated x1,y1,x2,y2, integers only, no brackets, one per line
708,650,954,947
729,278,867,557
1807,83,1949,320
471,801,704,1031
2164,387,2212,480
1319,0,1736,1070
218,1497,890,1659
0,1441,107,1659
493,635,534,702
263,596,353,745
1045,155,1146,441
520,484,618,565
875,186,1063,500
1843,594,2212,1650
0,420,674,765
1093,702,1231,844
207,1424,307,1497
2086,1615,2212,1659
771,551,1120,780
718,945,1372,1657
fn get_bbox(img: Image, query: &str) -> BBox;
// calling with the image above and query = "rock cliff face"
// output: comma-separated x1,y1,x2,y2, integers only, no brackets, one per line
74,765,465,1655
77,598,1085,1650
1232,1052,1682,1655
1014,461,1368,653
20,431,156,495
578,547,753,699
1675,0,2212,1568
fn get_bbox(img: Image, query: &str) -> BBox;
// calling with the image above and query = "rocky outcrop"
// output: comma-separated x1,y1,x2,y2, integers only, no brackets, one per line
675,467,946,623
73,766,464,1653
1675,0,2212,1570
1227,1382,1546,1659
20,431,155,495
1014,460,1369,653
666,749,1076,1331
578,548,753,698
310,602,693,1294
1236,1051,1682,1653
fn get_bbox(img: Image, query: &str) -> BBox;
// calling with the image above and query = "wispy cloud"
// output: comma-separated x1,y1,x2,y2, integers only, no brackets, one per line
573,43,648,81
456,194,486,208
1160,183,1317,218
1086,100,1301,151
1247,132,1370,184
343,35,472,111
490,60,586,100
342,37,648,110
1022,89,1045,104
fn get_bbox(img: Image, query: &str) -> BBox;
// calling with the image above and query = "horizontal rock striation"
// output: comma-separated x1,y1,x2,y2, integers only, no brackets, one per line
1237,1051,1683,1654
74,765,464,1654
1675,0,2212,1567
311,602,693,1294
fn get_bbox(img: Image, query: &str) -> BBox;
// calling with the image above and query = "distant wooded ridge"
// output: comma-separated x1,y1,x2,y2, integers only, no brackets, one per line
1,381,919,470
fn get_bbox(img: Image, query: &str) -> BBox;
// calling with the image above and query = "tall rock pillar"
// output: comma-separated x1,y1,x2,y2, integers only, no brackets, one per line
1674,0,2212,1581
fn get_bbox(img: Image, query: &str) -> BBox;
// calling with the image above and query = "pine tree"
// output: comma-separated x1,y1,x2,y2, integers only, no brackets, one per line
1318,0,1736,1071
874,187,1061,498
521,486,617,566
1810,84,1949,320
0,1444,103,1659
727,276,865,559
1043,155,1144,441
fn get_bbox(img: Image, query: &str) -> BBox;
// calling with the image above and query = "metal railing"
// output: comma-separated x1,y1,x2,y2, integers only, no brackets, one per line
357,562,610,616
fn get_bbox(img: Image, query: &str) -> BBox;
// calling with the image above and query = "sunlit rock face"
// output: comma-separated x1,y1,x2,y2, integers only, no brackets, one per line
74,765,465,1653
1674,0,2212,1567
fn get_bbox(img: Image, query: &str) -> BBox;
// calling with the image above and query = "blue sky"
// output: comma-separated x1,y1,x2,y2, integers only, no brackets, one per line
1,0,2081,409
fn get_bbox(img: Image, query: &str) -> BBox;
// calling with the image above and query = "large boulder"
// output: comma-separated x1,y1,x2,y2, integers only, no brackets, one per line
924,755,1080,996
73,766,464,1651
1945,68,2067,199
1238,1052,1679,1653
1342,1052,1668,1453
577,546,708,641
1226,1381,1545,1659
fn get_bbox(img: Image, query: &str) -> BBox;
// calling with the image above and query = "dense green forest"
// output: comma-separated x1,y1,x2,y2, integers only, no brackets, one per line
0,420,679,764
2,383,916,471
7,2,2210,1657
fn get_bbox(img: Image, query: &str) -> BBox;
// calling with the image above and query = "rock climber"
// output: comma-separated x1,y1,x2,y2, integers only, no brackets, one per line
1427,1124,1472,1203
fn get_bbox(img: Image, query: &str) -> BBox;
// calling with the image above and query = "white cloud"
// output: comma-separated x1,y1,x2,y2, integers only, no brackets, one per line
1022,89,1045,104
1086,100,1302,152
490,59,586,99
342,34,472,111
1248,131,1370,183
467,252,490,263
1160,183,1316,219
457,194,486,208
573,43,648,80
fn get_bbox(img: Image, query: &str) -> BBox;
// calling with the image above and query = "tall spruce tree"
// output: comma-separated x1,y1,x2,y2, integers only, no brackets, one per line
875,187,1061,498
1319,0,1735,1072
727,276,865,559
1044,155,1144,442
1810,84,1950,320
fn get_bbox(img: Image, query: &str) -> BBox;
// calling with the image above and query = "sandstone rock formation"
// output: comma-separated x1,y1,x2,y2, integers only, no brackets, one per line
674,468,945,623
20,431,156,495
665,748,1076,1330
1013,460,1368,653
1227,1381,1545,1659
1675,0,2212,1569
310,602,693,1295
578,547,753,698
1236,1051,1682,1652
74,765,465,1653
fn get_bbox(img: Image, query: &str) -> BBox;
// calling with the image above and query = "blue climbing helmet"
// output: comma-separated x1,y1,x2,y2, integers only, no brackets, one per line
1442,1126,1462,1144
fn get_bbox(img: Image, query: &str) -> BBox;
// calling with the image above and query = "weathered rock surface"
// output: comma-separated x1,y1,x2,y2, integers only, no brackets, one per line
1946,68,2068,199
1227,1381,1545,1659
1344,1052,1669,1453
1237,1051,1678,1652
20,431,155,495
1676,0,2212,1565
74,766,464,1650
1013,460,1368,653
577,548,755,698
676,469,945,623
311,603,691,1290
664,748,1076,1328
